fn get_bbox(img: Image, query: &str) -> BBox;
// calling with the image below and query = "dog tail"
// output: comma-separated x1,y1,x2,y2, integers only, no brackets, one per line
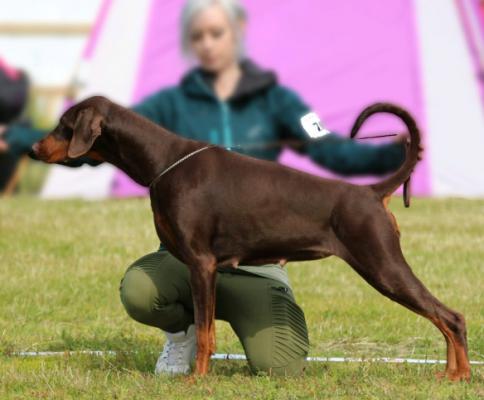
349,102,422,205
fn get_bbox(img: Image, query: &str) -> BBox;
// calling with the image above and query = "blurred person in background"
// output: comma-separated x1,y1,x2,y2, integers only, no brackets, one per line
0,58,31,193
4,0,406,375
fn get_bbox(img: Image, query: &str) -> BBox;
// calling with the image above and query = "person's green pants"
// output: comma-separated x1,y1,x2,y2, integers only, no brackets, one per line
119,251,309,376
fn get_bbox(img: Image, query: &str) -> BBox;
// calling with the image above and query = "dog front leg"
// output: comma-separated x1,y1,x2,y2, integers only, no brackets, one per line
188,257,217,376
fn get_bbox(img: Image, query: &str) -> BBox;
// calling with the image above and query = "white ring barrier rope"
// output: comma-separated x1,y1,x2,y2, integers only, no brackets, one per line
7,351,484,365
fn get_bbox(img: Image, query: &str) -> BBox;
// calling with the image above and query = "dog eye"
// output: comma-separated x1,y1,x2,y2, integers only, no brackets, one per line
63,126,73,138
54,125,72,140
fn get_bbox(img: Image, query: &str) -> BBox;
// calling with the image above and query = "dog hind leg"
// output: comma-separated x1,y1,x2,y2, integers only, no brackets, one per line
333,213,471,382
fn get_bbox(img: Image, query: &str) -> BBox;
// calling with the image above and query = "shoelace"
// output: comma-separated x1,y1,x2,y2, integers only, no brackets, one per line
159,340,189,364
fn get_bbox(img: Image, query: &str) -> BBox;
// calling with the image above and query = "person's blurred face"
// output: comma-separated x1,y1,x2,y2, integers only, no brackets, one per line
189,4,240,73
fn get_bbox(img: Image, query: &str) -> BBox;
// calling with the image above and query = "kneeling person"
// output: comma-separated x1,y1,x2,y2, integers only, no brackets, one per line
119,248,309,376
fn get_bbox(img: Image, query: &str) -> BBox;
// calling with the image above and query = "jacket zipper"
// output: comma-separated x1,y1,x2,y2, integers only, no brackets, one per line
219,101,233,150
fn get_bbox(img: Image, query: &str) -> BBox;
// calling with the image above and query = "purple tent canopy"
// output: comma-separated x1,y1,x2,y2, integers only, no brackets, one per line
41,0,484,199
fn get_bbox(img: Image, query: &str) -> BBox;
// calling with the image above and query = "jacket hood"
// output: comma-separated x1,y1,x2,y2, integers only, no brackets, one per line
181,59,278,102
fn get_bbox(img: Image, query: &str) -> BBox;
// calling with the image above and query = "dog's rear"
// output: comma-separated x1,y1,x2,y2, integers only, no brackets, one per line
329,104,470,381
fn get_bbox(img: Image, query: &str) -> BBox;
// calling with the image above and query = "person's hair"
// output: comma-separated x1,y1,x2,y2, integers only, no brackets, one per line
180,0,247,59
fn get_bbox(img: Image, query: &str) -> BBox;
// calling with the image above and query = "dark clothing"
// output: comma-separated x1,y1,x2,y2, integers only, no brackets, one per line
4,59,405,175
0,62,29,124
132,60,405,175
0,62,29,192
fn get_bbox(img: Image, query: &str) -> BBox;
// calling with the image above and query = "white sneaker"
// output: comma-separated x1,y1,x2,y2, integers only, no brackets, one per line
154,324,197,375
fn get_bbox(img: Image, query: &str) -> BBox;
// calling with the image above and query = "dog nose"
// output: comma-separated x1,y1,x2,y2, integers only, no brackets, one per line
30,142,40,159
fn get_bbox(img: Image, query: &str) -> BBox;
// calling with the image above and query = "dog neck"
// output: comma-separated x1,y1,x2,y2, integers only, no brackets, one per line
93,108,197,187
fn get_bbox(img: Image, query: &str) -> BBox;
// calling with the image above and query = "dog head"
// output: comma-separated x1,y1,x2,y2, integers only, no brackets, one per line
31,96,109,163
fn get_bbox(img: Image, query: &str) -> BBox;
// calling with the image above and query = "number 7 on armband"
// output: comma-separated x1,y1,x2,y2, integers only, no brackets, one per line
300,112,330,139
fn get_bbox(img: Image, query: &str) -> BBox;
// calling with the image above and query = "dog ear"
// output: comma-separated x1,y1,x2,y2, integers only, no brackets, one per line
67,107,103,158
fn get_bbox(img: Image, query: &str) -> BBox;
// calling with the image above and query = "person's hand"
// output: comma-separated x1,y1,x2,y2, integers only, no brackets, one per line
0,125,9,153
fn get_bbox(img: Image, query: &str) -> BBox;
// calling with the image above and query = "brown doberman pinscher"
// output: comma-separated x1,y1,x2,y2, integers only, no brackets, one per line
31,96,471,381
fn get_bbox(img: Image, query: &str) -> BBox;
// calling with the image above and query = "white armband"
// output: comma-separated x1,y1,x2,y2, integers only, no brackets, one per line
300,112,330,139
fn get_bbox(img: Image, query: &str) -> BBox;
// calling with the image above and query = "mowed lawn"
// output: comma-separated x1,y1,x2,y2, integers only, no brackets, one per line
0,197,482,399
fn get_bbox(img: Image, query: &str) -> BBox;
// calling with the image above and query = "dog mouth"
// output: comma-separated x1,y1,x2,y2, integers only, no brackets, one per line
30,141,68,163
30,142,50,161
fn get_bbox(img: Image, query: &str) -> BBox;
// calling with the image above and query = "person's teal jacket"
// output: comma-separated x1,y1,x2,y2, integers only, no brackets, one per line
5,59,404,174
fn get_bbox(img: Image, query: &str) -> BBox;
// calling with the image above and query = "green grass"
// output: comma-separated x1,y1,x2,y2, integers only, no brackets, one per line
0,197,482,399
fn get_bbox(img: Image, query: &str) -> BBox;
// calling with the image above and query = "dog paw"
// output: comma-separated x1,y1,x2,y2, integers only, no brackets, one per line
435,369,471,382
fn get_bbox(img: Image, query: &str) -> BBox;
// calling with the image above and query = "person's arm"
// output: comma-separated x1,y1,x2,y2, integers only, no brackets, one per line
4,124,45,156
269,86,405,176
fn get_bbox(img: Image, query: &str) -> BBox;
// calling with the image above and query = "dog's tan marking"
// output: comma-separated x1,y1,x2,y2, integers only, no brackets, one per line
429,315,471,382
40,135,69,163
383,195,401,236
86,150,104,161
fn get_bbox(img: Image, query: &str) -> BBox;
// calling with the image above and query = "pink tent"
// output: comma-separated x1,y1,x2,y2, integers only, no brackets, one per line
41,0,484,199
